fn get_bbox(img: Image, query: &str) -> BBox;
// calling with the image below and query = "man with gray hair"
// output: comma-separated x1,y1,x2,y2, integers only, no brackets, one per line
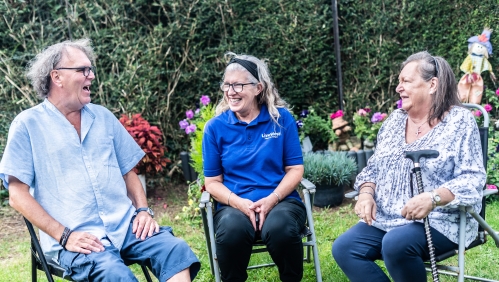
0,38,200,281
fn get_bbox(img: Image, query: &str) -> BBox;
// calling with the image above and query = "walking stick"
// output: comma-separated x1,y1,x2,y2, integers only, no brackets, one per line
405,150,440,282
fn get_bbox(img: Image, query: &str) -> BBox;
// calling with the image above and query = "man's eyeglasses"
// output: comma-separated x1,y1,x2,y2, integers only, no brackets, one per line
220,82,255,93
55,66,96,77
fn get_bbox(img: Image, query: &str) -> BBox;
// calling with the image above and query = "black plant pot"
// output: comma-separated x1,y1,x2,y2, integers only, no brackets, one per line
313,184,345,208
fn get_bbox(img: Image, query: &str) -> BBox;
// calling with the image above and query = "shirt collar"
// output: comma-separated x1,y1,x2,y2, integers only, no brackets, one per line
226,104,271,125
42,98,95,119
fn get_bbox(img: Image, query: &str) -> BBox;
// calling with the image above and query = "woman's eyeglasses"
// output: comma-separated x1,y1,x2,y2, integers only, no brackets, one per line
220,82,255,93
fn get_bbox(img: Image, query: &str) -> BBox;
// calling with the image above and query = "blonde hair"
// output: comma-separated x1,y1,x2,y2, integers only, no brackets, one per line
216,52,289,125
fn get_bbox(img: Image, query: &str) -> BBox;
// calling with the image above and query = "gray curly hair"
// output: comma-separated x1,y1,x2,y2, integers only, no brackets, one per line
26,38,96,98
216,52,289,125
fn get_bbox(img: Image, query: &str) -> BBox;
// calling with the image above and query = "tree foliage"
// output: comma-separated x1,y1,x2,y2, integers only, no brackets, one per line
1,0,498,168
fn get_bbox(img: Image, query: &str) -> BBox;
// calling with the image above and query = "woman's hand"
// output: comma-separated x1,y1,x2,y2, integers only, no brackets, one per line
249,195,279,230
355,193,377,225
401,192,433,220
233,197,258,231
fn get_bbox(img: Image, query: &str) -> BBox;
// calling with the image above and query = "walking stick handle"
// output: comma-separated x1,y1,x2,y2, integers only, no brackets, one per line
405,150,439,165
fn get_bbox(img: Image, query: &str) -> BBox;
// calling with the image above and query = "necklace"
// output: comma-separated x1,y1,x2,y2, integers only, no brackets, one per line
408,117,428,138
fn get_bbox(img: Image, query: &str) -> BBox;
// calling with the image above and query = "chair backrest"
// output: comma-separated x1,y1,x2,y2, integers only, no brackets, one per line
464,104,489,223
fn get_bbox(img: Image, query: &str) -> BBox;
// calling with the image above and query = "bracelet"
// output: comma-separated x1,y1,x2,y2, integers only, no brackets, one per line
227,191,233,206
360,185,375,193
272,192,281,206
359,191,374,198
59,227,73,251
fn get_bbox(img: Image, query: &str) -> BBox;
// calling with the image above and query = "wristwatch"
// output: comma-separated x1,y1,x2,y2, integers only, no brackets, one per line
430,191,441,209
134,207,154,218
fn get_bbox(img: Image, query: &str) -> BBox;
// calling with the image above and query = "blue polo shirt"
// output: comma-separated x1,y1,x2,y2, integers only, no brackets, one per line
202,104,303,207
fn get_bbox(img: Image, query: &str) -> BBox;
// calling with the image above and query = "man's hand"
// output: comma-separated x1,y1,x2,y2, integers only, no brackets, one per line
354,193,377,226
65,231,105,254
401,192,433,221
132,211,160,240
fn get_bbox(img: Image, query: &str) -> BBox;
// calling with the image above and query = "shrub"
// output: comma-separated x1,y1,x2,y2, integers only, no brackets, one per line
119,114,170,176
303,152,356,186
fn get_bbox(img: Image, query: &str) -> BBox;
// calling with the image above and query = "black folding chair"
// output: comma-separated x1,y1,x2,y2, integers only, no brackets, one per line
199,178,322,282
24,218,153,282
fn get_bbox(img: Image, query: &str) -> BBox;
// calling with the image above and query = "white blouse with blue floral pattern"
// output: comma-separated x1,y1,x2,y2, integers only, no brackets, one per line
354,106,486,246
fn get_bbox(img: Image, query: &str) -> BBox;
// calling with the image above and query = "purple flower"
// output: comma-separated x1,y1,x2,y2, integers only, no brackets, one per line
179,119,189,129
186,110,194,119
484,104,493,112
200,95,211,106
185,124,197,134
371,112,383,123
195,108,200,114
299,110,309,118
296,120,304,128
396,99,403,109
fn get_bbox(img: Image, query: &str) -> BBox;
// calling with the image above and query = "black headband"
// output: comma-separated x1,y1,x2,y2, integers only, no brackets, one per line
228,58,260,81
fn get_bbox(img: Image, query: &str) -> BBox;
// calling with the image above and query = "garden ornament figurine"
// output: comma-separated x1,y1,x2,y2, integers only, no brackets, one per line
330,110,359,152
458,28,496,104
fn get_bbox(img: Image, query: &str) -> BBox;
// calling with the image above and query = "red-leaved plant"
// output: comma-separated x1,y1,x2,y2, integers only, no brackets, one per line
119,113,171,175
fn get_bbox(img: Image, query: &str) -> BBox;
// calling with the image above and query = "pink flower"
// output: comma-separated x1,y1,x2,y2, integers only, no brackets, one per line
200,95,211,106
486,184,497,190
381,113,388,119
473,110,482,117
364,108,371,113
179,119,189,129
484,104,493,112
185,124,197,134
330,110,344,119
357,109,367,116
496,88,499,96
186,110,194,119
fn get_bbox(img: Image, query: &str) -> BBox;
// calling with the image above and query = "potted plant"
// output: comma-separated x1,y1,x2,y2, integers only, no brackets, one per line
303,151,357,207
295,107,337,152
119,113,170,195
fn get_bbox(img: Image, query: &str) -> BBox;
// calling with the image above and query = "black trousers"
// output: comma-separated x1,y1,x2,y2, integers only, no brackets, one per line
214,198,307,282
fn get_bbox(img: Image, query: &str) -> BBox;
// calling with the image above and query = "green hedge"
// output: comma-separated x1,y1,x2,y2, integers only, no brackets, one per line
1,0,498,167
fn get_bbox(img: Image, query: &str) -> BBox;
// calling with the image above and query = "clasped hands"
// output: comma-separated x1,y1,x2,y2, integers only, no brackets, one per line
64,211,158,254
355,190,433,226
235,195,278,232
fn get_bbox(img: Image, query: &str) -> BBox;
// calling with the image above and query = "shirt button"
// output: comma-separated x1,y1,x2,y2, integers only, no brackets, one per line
248,136,251,140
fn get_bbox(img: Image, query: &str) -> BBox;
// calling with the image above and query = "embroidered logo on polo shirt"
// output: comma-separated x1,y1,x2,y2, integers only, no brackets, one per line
261,131,281,139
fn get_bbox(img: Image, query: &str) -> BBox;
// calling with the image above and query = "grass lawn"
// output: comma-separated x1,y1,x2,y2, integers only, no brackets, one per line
0,184,498,281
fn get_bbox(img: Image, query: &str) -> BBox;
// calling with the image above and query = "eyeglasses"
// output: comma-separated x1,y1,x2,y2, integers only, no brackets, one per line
220,82,256,93
55,66,96,77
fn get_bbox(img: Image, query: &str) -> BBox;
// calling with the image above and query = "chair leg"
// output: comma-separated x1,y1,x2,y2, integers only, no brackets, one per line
141,265,153,282
458,207,467,282
31,244,37,282
205,202,221,282
303,190,322,282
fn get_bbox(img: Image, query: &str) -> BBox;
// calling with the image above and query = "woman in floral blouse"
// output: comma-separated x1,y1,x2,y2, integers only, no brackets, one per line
332,51,486,281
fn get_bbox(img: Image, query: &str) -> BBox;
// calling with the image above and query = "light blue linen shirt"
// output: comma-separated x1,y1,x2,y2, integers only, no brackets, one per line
0,99,144,259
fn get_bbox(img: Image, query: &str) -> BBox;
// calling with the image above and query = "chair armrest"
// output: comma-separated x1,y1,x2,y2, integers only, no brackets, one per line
300,178,316,190
199,191,212,207
345,190,359,199
483,189,498,197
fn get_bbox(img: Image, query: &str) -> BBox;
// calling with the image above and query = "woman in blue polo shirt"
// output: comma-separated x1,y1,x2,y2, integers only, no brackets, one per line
203,52,306,282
